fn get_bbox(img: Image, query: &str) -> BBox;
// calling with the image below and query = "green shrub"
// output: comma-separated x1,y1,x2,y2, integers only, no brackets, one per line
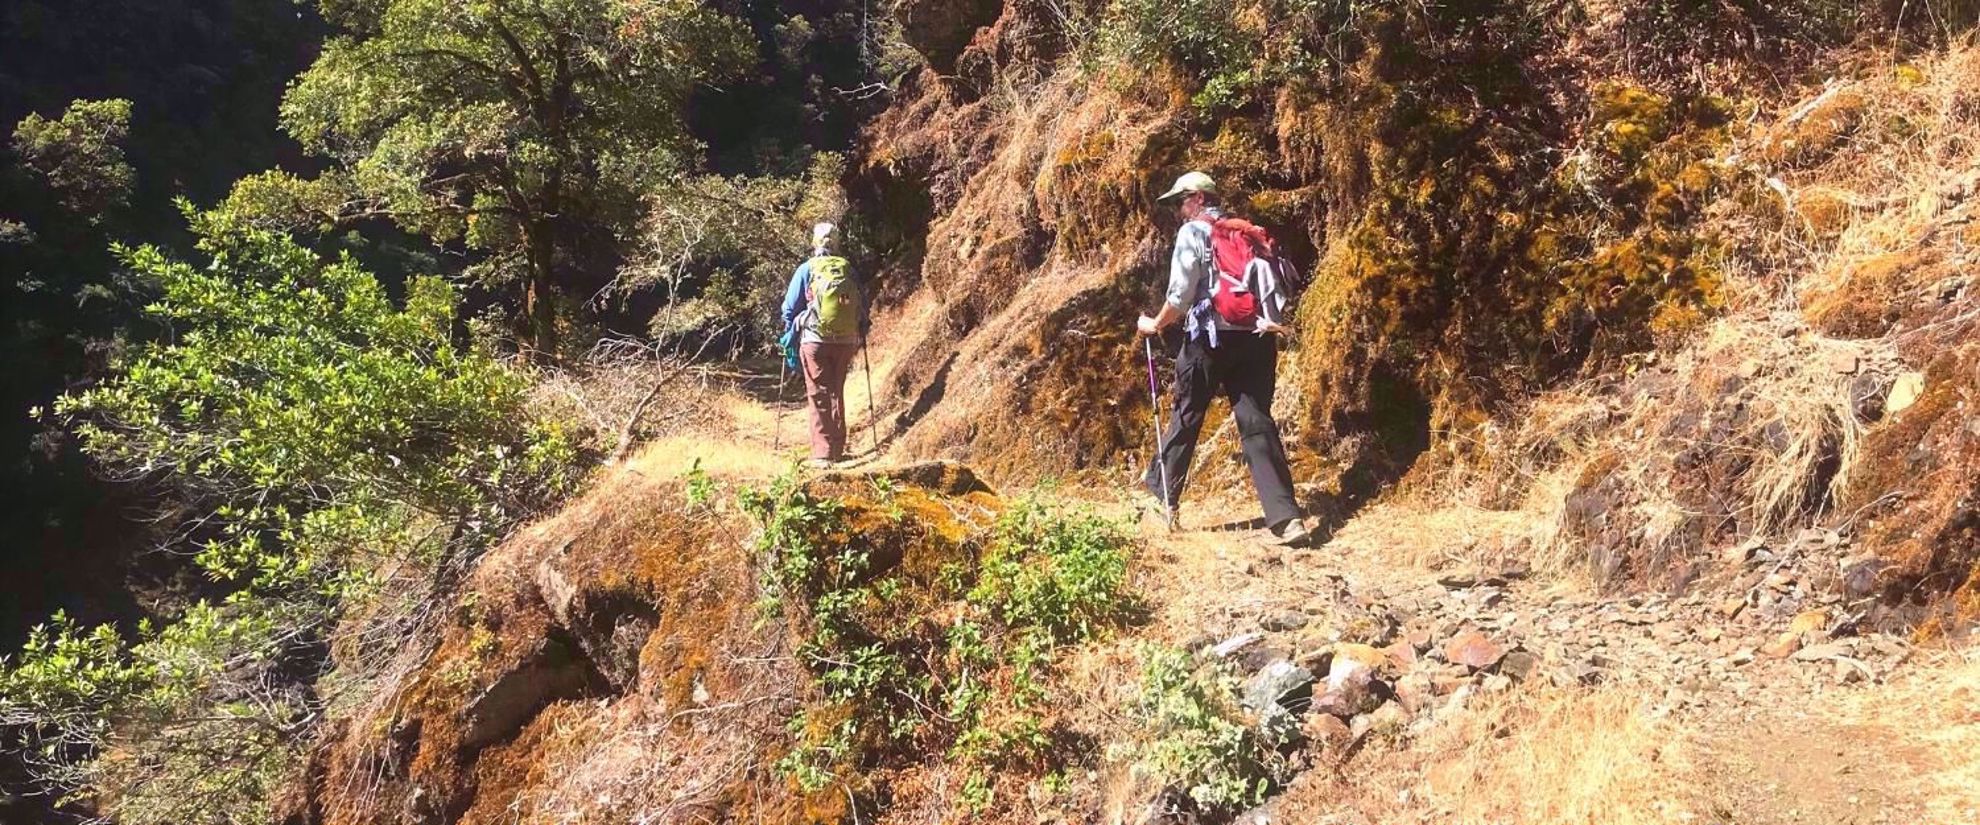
969,497,1137,644
1126,645,1281,813
745,483,1139,804
1097,0,1250,81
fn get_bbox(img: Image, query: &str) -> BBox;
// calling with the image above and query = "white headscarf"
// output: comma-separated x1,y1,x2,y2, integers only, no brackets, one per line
812,222,836,256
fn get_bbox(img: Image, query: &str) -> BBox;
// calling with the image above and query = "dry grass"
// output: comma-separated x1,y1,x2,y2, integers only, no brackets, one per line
1417,314,1891,588
1323,499,1542,574
1401,44,1980,589
1829,646,1980,823
1421,687,1698,825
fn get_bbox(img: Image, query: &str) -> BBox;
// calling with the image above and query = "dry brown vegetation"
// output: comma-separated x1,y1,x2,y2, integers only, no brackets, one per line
1328,39,1980,619
285,5,1980,824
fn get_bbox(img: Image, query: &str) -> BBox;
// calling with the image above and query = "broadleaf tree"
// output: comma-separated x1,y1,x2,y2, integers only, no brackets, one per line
10,98,136,221
240,0,756,356
0,206,579,823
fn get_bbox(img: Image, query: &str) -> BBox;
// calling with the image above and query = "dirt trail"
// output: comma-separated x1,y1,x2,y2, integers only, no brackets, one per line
676,374,1970,825
1131,495,1967,824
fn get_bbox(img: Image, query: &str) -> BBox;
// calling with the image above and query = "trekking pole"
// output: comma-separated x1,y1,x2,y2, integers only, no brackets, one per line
1143,336,1174,529
861,337,879,457
772,355,788,453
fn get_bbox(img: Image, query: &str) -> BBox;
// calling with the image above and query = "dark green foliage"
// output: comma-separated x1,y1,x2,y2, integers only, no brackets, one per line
249,0,757,354
56,206,578,589
0,1,327,665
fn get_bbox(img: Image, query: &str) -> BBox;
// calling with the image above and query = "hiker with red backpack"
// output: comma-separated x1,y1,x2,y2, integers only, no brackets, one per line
1135,171,1315,547
781,222,870,468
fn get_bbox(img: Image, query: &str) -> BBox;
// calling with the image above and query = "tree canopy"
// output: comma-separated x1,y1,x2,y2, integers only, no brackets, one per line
235,0,757,355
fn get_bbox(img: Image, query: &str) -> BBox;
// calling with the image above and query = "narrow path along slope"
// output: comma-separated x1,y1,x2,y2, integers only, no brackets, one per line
1130,504,1972,824
629,368,1976,825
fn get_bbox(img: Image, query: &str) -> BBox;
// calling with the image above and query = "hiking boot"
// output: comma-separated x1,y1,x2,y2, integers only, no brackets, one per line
1268,518,1315,548
801,457,836,470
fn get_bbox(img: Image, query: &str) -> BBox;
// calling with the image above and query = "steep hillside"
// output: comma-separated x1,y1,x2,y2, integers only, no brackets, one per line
285,3,1980,824
853,0,1980,609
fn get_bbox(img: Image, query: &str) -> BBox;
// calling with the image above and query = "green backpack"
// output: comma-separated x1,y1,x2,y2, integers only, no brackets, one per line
807,255,861,339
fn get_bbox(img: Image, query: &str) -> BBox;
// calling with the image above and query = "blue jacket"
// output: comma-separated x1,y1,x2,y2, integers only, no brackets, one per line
781,257,868,345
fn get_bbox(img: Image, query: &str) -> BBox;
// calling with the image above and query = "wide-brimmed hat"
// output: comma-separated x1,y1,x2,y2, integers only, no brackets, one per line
1157,171,1217,201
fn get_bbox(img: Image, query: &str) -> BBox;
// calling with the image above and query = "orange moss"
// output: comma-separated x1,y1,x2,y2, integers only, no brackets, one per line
1759,86,1868,168
1848,351,1980,603
1805,249,1938,338
1792,185,1857,240
456,701,604,825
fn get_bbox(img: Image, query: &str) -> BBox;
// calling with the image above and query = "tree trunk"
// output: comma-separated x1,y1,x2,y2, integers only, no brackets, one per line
521,219,558,361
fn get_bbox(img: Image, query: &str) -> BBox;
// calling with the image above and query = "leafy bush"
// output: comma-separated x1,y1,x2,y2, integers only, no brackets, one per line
269,0,758,353
970,498,1137,644
744,482,1138,805
1097,0,1250,81
1126,646,1282,813
1,208,581,823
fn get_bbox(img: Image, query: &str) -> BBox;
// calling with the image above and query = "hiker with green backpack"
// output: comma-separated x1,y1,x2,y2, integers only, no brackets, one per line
1134,171,1316,548
780,222,870,468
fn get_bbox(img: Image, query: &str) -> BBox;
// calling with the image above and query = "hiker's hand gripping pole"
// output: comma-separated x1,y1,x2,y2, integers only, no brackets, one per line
1143,336,1175,531
1137,301,1185,337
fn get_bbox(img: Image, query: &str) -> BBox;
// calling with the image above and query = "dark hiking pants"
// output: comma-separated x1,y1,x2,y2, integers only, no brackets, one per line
1141,330,1302,529
801,340,858,460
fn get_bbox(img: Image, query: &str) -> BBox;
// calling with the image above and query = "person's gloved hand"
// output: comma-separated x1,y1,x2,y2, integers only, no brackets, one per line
1136,314,1161,336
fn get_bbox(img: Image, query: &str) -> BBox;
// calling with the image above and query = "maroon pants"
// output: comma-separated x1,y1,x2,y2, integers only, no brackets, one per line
800,341,858,460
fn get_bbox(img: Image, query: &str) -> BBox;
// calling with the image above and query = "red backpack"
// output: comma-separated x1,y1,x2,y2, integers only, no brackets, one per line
1199,217,1303,326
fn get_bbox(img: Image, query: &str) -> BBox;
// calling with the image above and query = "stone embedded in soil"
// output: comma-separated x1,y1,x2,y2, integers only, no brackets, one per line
1312,654,1385,719
1553,662,1607,688
1444,630,1507,671
1366,700,1410,733
1431,671,1473,696
1235,642,1295,672
1333,642,1393,673
1720,596,1748,619
1790,609,1830,635
1842,558,1886,598
1793,642,1851,662
1261,610,1310,632
1885,371,1926,416
1393,672,1436,713
1212,632,1264,658
1497,650,1541,682
1833,656,1876,684
1232,803,1279,825
1404,622,1436,652
1795,527,1843,553
1245,661,1316,742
